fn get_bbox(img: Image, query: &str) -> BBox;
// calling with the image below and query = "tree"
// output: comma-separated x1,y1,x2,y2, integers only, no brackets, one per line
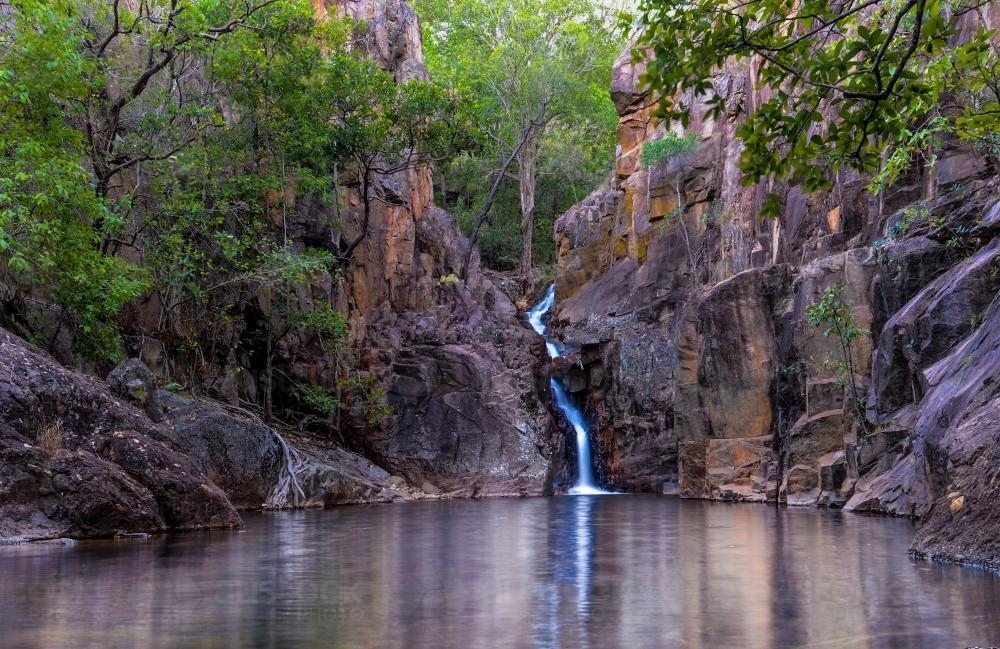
640,131,702,275
323,56,462,263
636,0,1000,207
417,0,622,284
0,0,290,360
209,9,463,264
1,0,460,366
806,283,872,438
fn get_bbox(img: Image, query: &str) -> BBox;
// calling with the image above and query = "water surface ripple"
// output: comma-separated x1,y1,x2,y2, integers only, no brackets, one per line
2,496,999,648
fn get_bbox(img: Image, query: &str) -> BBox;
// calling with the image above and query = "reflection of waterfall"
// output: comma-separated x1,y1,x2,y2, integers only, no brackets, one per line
572,496,594,620
533,496,599,649
527,285,610,495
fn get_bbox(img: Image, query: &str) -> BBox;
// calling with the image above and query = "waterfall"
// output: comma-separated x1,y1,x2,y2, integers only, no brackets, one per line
527,285,611,495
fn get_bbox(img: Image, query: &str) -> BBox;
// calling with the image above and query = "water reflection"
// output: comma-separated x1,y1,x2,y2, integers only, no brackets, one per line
2,497,1000,649
534,496,598,649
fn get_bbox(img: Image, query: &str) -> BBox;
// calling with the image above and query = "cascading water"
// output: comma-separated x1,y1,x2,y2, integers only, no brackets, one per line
527,284,611,495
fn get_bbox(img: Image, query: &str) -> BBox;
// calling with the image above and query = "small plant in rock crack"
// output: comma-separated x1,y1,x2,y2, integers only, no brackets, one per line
944,224,976,256
806,283,872,438
873,204,929,274
891,205,929,238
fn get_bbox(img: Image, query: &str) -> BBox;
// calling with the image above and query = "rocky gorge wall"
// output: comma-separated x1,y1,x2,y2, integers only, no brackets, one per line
315,0,556,496
125,0,557,497
1,0,557,541
550,34,1000,567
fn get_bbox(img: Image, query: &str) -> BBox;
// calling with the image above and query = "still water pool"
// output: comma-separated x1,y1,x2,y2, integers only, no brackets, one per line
2,495,999,648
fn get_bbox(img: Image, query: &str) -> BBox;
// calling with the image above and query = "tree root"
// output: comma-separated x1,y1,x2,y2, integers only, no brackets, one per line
265,430,310,509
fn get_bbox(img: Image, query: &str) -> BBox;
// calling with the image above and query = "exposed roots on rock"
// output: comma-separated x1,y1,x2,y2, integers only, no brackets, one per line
265,431,309,509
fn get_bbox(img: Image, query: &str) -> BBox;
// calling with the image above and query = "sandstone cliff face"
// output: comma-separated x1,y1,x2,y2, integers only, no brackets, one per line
316,1,555,494
122,0,556,496
551,33,1000,565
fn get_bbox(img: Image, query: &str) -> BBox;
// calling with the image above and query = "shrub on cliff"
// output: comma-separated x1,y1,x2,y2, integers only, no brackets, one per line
0,0,458,426
637,0,1000,213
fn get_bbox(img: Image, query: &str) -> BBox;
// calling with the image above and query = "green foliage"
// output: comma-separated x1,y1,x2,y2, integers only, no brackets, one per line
640,132,702,167
293,303,349,343
806,283,871,436
417,0,623,271
894,205,930,237
291,384,341,417
868,116,951,194
806,284,868,343
0,0,150,360
341,373,393,427
0,0,409,427
873,204,930,251
637,0,1000,197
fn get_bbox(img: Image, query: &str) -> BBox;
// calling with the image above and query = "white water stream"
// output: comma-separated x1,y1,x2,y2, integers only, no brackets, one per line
527,285,611,495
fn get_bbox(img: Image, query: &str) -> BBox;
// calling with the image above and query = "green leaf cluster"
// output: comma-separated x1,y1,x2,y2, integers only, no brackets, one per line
640,132,702,168
637,0,1000,200
806,284,868,342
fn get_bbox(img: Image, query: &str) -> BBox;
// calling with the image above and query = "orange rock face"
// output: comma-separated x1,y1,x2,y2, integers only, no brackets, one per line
549,23,1000,522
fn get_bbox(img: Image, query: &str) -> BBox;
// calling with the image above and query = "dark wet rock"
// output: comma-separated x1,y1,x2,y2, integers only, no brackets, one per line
107,358,165,422
281,433,421,507
157,391,420,509
329,204,556,497
378,330,553,496
0,328,240,540
0,433,166,540
158,392,283,509
902,293,1000,567
869,239,1000,418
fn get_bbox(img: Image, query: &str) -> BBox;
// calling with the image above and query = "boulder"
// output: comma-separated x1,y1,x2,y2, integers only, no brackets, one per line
0,329,240,540
107,358,164,422
159,392,284,509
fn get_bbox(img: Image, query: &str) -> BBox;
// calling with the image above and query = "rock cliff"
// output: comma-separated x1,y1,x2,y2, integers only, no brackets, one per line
312,0,555,495
550,33,1000,567
0,327,424,541
125,0,556,496
0,0,556,540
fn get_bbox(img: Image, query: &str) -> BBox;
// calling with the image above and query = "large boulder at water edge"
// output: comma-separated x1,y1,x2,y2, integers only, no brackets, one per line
0,329,241,540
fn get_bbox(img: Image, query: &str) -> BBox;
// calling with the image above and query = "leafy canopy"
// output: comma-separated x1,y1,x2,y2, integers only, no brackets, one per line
417,0,623,269
636,0,1000,197
640,132,702,167
1,0,457,366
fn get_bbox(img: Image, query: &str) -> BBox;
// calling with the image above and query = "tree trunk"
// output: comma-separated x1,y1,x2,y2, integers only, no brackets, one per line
518,131,539,283
341,166,371,263
461,125,535,281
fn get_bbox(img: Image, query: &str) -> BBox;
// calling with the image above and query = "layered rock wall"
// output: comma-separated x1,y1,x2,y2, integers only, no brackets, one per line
126,0,556,496
550,27,1000,565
